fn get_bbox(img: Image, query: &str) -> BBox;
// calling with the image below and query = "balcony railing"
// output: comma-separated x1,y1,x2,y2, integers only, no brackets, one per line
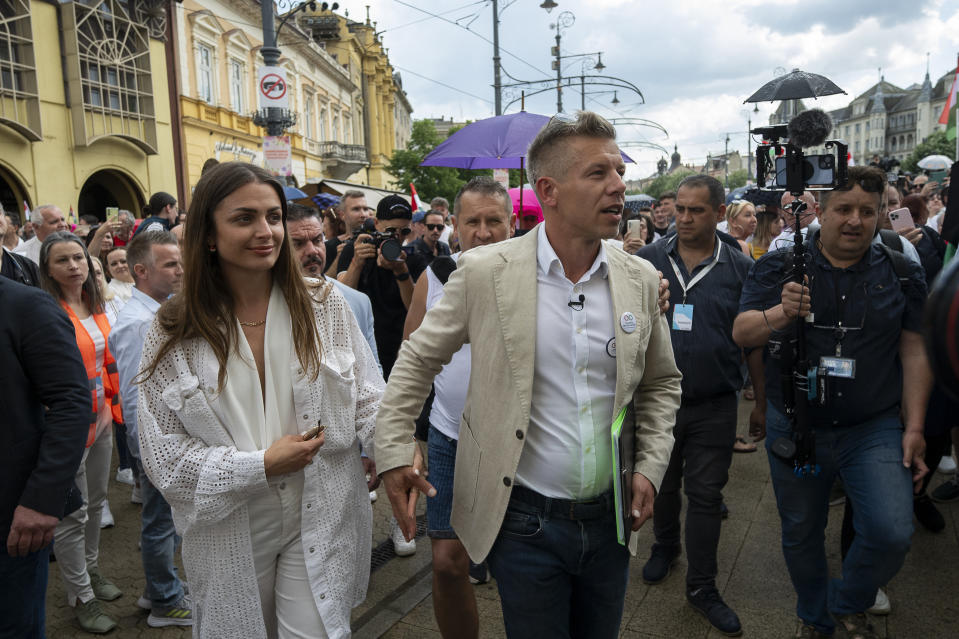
317,141,367,163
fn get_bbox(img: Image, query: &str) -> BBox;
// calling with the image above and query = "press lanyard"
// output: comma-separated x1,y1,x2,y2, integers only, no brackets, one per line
667,238,723,304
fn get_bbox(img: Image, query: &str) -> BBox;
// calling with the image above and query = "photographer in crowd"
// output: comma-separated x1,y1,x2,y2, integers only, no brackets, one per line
337,195,415,377
733,165,930,639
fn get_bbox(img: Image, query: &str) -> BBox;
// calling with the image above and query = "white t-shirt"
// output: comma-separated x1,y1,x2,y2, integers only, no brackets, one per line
79,315,111,438
426,253,469,440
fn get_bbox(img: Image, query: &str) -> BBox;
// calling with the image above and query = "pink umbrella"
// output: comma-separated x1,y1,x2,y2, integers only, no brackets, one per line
509,186,542,229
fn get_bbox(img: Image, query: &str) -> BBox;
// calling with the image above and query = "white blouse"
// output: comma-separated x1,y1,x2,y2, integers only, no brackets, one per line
137,282,384,639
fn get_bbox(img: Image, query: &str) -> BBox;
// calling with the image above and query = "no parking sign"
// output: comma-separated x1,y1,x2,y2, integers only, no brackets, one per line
258,66,289,109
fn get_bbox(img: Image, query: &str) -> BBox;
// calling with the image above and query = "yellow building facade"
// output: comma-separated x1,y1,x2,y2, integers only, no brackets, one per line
177,0,370,193
174,1,412,194
0,0,178,221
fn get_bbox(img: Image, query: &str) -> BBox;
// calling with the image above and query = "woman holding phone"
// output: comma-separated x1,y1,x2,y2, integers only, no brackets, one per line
137,162,383,638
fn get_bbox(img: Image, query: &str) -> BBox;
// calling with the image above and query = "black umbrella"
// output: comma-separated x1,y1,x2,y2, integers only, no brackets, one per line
744,69,846,103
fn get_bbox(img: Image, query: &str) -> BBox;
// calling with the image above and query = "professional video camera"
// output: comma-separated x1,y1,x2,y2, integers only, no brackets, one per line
351,217,405,262
752,109,848,196
752,109,850,477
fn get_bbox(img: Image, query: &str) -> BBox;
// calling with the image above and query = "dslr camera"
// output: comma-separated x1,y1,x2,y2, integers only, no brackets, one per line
351,219,404,262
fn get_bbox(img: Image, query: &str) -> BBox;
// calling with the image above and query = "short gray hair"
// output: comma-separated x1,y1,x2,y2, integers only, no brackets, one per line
31,204,58,225
526,111,617,188
118,209,136,224
453,176,512,217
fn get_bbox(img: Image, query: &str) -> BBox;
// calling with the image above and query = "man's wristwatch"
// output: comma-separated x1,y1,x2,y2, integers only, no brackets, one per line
395,272,410,281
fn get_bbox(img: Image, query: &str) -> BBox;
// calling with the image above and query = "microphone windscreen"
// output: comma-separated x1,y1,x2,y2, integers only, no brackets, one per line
787,109,833,148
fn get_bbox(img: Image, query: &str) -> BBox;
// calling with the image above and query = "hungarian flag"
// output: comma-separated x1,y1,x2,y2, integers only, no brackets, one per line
937,56,959,141
410,182,423,212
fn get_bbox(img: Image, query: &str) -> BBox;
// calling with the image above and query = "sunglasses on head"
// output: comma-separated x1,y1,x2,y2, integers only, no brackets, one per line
425,223,444,231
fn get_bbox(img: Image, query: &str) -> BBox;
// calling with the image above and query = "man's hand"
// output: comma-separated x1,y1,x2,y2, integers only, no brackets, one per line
781,280,811,319
377,247,409,274
352,235,377,264
381,465,436,542
6,505,58,557
902,431,928,494
362,456,379,491
749,403,766,441
629,472,656,531
656,270,670,315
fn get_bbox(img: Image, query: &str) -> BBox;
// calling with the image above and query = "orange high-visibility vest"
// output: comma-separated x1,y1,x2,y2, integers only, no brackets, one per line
60,301,123,447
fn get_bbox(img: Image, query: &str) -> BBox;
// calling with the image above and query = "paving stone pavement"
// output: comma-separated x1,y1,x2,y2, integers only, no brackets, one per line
44,398,959,637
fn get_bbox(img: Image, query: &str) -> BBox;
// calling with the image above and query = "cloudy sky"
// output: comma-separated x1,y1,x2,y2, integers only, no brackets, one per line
334,0,959,180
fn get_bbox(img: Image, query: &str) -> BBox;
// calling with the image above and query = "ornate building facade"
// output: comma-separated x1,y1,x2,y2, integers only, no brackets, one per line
0,0,178,220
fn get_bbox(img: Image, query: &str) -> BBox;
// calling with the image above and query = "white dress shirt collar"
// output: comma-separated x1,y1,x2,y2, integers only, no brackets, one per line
536,223,609,283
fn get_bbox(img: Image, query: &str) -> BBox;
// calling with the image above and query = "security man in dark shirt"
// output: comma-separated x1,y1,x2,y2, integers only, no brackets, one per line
733,166,930,639
337,195,415,377
636,175,752,637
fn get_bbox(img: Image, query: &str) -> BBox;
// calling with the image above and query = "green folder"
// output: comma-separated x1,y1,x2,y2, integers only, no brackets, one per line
611,402,635,547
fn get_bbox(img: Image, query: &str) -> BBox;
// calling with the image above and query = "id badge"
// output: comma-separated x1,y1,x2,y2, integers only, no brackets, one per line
820,356,855,379
672,304,694,331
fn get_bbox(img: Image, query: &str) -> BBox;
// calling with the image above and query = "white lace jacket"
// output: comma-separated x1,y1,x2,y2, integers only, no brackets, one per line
137,284,384,639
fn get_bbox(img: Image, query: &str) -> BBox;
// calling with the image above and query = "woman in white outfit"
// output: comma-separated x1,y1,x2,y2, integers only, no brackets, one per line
137,162,384,639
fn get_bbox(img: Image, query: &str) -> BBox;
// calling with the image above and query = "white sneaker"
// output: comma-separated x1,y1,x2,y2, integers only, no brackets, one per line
390,518,416,557
867,588,891,615
115,468,135,485
938,455,957,474
369,490,378,502
131,483,143,504
99,501,115,528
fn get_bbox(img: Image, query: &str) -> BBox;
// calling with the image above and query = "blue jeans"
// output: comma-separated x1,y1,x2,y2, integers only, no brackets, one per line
426,426,458,539
140,469,185,606
765,404,913,634
0,545,49,638
486,486,630,639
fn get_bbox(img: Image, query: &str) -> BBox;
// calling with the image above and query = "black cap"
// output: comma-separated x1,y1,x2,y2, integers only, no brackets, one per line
376,195,412,220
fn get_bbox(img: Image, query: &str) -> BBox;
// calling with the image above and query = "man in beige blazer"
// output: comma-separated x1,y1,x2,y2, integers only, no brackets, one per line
375,111,682,638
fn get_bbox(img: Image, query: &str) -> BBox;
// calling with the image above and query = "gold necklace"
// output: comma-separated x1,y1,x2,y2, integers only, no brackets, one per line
238,318,266,327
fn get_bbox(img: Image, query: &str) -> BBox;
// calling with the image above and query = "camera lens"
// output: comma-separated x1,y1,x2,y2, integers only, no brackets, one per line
380,238,402,261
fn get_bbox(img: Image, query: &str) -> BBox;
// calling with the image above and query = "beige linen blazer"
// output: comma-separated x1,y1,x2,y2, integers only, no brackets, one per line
374,227,682,561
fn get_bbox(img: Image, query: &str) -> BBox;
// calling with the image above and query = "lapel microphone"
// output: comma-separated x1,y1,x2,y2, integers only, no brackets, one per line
568,294,586,311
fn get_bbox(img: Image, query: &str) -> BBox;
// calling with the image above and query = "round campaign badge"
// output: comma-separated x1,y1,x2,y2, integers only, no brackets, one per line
606,337,616,357
620,312,636,333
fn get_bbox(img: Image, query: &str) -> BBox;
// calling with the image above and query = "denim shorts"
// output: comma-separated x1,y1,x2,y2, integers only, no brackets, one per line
426,425,458,539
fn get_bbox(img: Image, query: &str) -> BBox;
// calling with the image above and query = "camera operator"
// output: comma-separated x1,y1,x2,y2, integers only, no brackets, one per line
732,165,931,639
337,195,415,377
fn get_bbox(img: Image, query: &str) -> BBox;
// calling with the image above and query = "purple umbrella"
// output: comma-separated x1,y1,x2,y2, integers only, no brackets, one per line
421,110,634,211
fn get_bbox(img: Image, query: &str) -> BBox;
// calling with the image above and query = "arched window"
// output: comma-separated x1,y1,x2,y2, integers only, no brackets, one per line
0,0,41,139
62,0,157,153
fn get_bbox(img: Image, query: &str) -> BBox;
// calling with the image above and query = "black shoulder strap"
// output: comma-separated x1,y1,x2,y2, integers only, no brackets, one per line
874,241,913,280
878,228,904,253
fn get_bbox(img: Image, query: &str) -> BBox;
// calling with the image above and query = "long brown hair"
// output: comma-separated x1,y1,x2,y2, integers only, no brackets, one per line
141,162,322,389
38,231,104,314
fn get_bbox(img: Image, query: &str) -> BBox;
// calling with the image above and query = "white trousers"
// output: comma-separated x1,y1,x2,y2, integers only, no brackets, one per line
53,427,112,606
248,471,328,639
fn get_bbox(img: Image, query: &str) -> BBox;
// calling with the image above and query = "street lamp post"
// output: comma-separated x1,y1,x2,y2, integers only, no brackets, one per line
492,0,503,115
549,11,575,112
724,134,730,188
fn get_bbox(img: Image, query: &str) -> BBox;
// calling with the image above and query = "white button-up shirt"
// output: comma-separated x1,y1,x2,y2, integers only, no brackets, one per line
515,224,617,500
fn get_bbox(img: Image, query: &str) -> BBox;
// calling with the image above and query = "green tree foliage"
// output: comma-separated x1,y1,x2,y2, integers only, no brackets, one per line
727,169,748,190
901,130,956,173
386,120,465,205
644,169,696,199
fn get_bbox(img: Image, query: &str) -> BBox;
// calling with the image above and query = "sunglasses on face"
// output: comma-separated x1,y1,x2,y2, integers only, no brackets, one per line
385,226,413,237
425,223,444,231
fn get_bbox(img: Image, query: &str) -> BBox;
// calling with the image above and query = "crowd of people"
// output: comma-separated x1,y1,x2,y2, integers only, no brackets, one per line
1,110,957,639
